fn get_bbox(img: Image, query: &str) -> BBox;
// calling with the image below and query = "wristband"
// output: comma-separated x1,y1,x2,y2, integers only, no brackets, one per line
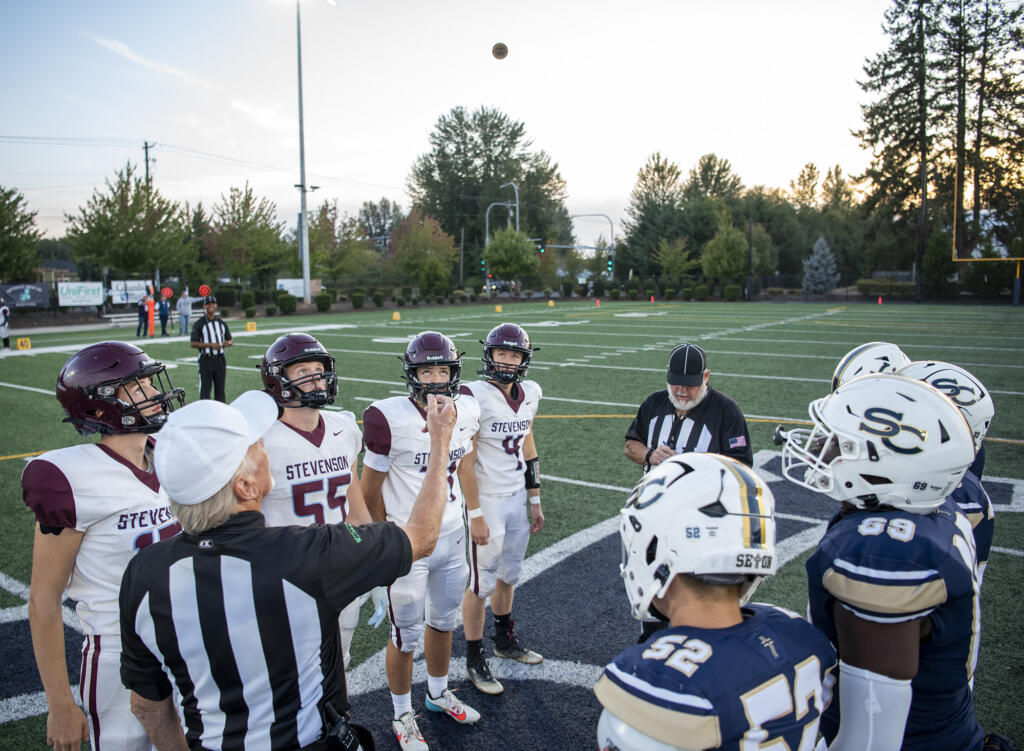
468,507,484,520
525,457,540,489
529,495,541,506
644,447,655,467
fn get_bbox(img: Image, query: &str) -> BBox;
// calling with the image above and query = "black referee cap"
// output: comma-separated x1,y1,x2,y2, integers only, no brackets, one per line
667,343,707,386
203,295,217,305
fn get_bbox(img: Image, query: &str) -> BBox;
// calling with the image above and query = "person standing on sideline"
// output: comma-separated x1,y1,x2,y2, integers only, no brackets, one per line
190,295,232,402
135,294,149,338
260,332,377,669
0,302,10,350
625,343,752,471
21,341,184,751
361,331,482,751
120,390,458,751
462,323,545,696
157,294,170,337
176,290,191,336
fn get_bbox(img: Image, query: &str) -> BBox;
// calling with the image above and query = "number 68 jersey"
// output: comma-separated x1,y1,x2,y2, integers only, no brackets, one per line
594,604,836,750
807,498,985,751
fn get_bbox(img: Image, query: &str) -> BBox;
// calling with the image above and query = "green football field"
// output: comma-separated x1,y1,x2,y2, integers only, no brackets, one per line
1,300,1021,748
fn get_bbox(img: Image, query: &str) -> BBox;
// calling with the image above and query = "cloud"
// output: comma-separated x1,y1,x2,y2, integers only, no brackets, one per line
81,32,214,88
229,99,296,135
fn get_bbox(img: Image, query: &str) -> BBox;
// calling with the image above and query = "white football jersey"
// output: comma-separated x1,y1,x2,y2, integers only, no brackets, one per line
363,390,480,537
21,443,176,636
467,379,542,498
262,411,363,528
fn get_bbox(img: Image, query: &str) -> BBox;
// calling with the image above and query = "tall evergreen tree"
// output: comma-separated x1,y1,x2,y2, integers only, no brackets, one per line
620,153,686,279
0,186,42,282
802,237,842,294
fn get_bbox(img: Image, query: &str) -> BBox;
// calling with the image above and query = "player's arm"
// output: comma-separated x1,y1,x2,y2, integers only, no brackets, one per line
130,692,188,751
361,465,387,524
523,430,544,533
461,435,488,545
826,603,927,751
27,524,90,751
344,471,372,527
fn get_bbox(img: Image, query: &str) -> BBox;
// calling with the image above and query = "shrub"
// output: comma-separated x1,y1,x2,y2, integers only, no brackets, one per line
245,307,256,318
351,286,366,297
401,285,413,299
694,284,710,301
338,293,348,302
240,291,255,308
644,288,655,299
264,305,277,317
610,287,621,300
351,292,365,309
724,284,741,301
592,277,606,297
575,285,587,297
213,287,237,307
454,290,467,302
253,289,269,304
561,279,574,297
627,289,638,301
469,293,477,302
314,292,333,312
373,292,385,307
543,287,553,298
766,287,785,297
320,288,336,302
664,288,677,300
521,289,532,298
411,297,419,306
398,297,406,306
277,294,297,314
682,286,693,300
626,278,640,293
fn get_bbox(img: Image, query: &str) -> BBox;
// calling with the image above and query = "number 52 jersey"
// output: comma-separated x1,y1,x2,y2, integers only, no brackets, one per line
594,604,836,750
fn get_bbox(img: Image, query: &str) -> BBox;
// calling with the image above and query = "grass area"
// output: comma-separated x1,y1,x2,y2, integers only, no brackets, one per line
1,299,1021,748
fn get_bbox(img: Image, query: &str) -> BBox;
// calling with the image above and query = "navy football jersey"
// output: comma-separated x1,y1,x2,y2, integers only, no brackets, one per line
594,604,836,750
807,498,985,751
950,470,994,582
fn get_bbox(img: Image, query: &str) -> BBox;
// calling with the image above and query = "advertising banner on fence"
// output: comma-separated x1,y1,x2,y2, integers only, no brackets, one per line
109,280,153,305
58,281,104,307
0,283,50,309
275,278,321,298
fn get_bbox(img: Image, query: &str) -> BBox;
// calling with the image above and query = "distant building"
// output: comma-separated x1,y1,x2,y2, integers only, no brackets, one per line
36,258,78,283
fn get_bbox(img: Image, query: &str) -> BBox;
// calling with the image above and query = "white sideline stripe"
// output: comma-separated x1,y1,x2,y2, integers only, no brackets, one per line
992,546,1024,558
0,604,28,623
0,689,82,725
0,380,51,395
717,335,1024,356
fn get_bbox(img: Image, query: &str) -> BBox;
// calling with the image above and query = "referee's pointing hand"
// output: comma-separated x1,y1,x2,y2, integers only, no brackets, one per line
423,393,456,439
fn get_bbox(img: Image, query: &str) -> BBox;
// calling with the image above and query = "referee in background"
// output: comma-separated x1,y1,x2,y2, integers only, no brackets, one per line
190,295,233,402
120,390,458,751
625,343,753,470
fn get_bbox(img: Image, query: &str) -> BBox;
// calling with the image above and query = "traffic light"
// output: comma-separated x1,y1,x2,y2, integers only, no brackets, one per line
606,254,614,273
539,245,545,253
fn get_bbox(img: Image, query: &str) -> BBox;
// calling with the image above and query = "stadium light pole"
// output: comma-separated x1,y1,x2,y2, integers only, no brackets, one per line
570,213,615,273
500,181,519,232
293,0,322,305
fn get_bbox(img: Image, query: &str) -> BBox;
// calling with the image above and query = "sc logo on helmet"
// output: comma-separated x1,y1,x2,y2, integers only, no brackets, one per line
930,377,980,407
858,407,927,455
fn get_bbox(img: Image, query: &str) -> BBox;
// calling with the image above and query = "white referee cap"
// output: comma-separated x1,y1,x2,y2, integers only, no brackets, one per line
154,390,279,506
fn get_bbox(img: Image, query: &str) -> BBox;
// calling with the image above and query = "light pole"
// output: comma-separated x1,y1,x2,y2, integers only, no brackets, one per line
500,181,519,232
485,201,514,247
295,0,312,304
570,213,615,274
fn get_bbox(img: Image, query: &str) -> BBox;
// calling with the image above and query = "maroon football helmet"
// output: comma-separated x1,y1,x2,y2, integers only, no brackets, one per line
56,341,185,436
262,333,337,408
401,331,462,401
479,323,536,384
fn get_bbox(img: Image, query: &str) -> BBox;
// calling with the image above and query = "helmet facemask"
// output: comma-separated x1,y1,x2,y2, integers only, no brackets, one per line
480,345,531,384
404,360,462,402
68,362,185,436
268,356,337,409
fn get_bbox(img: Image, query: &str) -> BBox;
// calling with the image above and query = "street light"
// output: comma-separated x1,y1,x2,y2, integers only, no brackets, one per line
500,181,519,232
484,201,514,248
570,213,615,275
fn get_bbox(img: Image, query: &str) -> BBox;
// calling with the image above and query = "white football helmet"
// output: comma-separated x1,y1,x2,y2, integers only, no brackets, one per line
897,360,994,453
831,341,910,392
619,453,776,621
782,374,974,513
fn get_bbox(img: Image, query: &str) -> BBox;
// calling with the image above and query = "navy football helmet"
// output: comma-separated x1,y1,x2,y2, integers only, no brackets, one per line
262,333,337,408
56,341,185,436
401,331,462,401
479,323,536,384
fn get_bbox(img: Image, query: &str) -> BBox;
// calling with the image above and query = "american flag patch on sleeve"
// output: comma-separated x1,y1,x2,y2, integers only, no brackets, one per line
728,436,747,449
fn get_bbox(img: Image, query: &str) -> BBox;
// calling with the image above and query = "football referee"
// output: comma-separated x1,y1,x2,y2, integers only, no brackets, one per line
625,343,753,470
119,390,458,751
190,295,233,402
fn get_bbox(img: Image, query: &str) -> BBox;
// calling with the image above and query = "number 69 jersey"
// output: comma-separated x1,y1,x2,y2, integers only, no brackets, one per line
807,498,985,751
261,411,362,528
465,379,541,497
594,604,836,751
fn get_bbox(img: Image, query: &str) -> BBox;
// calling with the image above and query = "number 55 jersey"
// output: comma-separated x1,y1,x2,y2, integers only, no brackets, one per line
807,498,985,751
594,604,836,750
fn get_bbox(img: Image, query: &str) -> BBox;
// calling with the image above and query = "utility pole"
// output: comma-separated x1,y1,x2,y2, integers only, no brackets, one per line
460,228,465,283
143,141,154,184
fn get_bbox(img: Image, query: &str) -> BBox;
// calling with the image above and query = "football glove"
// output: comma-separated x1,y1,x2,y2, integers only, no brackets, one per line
368,586,388,628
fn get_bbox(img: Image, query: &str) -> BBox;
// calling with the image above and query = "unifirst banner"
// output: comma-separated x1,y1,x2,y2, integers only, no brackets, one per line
58,281,104,307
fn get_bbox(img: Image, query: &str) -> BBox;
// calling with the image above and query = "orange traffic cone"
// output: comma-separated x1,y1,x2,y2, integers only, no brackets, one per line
878,296,883,305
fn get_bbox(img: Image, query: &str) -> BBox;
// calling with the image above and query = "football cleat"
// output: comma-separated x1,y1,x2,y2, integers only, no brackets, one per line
424,688,480,724
392,711,428,751
493,623,543,664
466,656,504,695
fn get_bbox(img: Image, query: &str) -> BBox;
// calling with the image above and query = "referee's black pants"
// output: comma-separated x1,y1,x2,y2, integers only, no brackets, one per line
198,354,227,402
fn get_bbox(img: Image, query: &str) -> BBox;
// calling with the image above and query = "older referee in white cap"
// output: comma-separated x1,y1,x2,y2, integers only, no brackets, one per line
119,390,457,751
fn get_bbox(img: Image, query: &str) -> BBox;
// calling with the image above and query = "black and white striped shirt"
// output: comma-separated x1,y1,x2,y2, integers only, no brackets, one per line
625,387,753,469
191,315,232,357
119,512,412,750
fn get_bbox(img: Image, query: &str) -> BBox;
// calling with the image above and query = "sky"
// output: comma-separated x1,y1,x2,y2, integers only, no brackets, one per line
0,0,892,248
